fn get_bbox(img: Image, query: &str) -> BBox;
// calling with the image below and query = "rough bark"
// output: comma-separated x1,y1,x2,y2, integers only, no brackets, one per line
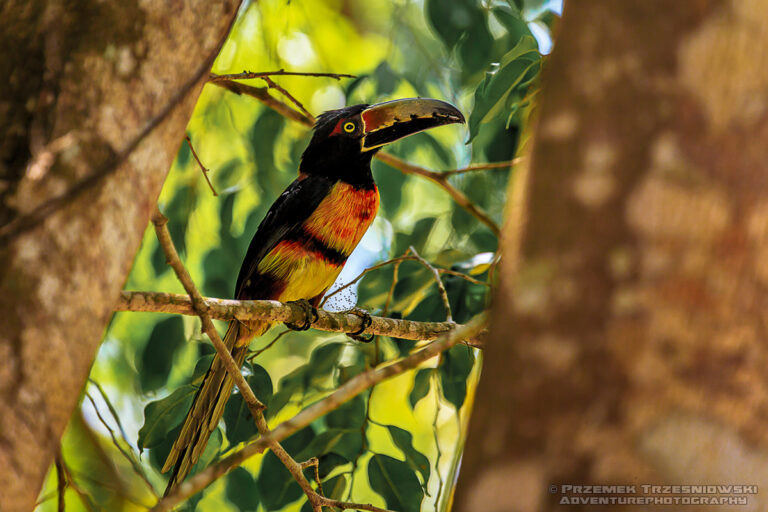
0,1,239,510
457,1,768,511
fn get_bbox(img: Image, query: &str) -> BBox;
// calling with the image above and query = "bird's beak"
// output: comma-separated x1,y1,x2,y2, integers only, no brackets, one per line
360,98,465,151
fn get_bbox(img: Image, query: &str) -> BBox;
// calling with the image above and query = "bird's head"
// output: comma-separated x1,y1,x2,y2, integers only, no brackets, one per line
300,98,465,184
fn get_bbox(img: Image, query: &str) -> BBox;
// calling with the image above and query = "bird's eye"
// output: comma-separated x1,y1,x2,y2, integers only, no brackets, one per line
343,122,356,133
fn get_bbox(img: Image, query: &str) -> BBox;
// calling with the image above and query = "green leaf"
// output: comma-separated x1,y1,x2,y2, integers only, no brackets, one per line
426,0,473,49
298,476,348,512
409,369,433,408
192,353,214,380
257,450,303,510
318,453,349,479
308,342,345,380
256,426,315,510
439,345,476,410
295,429,363,462
374,62,399,95
226,467,260,512
267,364,310,419
468,36,541,142
325,394,366,429
138,384,197,449
139,316,185,393
492,5,532,40
224,362,274,444
324,474,349,500
411,216,437,255
367,454,424,512
386,425,431,487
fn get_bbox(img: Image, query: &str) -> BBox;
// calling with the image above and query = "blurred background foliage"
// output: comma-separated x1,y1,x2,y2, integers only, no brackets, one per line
36,0,560,510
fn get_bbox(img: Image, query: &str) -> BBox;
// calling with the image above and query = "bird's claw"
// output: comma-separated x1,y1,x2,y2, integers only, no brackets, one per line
285,299,318,331
346,308,374,343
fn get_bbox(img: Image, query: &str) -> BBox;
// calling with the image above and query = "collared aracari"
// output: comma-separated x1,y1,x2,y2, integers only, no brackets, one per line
162,98,464,493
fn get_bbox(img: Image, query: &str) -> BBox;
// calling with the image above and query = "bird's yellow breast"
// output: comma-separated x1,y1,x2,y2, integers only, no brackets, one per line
256,181,379,303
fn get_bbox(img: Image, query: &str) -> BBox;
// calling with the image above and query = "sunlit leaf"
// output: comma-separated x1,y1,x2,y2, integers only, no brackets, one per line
138,384,197,450
367,454,423,512
468,35,540,142
226,467,260,512
439,345,476,409
409,368,433,408
139,316,186,393
295,429,363,462
325,394,367,429
224,362,274,444
386,425,431,487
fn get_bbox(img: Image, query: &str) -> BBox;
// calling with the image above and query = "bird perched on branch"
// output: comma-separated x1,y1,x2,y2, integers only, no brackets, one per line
162,98,464,494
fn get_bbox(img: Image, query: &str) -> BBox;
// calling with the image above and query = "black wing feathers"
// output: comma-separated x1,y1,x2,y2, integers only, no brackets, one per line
234,174,335,299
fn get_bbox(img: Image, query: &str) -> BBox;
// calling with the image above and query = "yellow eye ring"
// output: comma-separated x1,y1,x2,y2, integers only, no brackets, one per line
343,122,356,133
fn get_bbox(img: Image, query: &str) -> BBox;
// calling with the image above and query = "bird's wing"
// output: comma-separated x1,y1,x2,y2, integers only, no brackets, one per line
234,173,335,298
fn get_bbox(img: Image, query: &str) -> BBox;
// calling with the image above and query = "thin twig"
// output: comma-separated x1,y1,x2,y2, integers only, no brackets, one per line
184,135,217,196
432,372,444,508
320,255,414,307
116,290,484,348
321,252,488,309
438,268,490,286
383,255,406,317
56,454,96,512
261,76,315,122
301,457,324,497
440,158,523,177
209,70,356,82
150,313,487,511
83,392,157,496
247,329,291,362
87,379,129,444
317,498,394,512
408,246,453,323
376,153,501,236
55,451,66,512
213,80,313,125
152,207,265,417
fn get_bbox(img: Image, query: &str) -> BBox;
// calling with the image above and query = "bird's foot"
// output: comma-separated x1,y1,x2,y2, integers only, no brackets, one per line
346,307,374,343
285,299,318,331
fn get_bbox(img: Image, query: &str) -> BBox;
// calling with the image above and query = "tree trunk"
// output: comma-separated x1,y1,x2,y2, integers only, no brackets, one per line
0,1,239,509
457,1,768,510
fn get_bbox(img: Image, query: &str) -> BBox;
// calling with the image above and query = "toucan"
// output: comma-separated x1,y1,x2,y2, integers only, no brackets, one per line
162,97,465,494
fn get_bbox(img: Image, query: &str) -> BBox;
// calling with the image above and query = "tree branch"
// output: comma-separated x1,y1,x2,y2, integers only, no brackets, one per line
440,158,523,177
213,79,314,125
151,313,487,511
184,135,217,196
116,291,484,348
209,70,356,81
375,153,501,236
261,76,315,122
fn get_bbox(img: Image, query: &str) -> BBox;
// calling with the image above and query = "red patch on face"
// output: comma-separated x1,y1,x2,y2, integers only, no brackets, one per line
330,119,345,136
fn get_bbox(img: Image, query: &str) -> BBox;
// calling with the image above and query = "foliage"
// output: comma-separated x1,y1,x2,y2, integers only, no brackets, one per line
35,0,559,511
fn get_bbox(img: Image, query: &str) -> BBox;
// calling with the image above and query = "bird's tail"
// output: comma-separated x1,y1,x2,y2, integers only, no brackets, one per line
162,320,267,495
